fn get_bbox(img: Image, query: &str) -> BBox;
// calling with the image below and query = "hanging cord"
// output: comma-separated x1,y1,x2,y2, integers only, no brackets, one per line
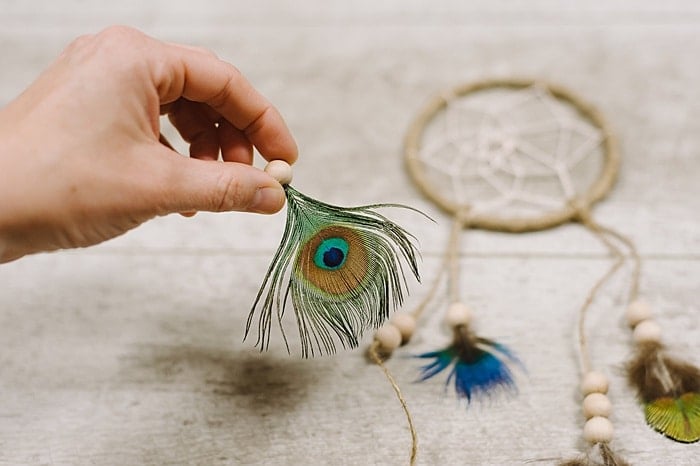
447,209,471,304
368,341,418,466
368,207,471,466
407,207,471,321
572,201,626,374
595,225,641,303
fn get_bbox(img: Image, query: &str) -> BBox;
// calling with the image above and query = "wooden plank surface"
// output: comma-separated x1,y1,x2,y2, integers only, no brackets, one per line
1,1,699,464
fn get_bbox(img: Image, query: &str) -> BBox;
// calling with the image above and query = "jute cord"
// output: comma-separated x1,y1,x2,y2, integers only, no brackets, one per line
572,200,643,374
368,342,418,466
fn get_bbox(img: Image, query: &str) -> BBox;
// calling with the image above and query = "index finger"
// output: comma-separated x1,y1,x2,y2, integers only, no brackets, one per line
155,43,298,164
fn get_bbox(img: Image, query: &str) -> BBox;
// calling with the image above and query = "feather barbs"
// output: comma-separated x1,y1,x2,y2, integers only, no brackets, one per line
417,323,522,403
627,341,700,443
246,185,423,358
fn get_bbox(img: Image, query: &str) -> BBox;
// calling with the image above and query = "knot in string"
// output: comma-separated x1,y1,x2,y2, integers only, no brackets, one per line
570,198,594,226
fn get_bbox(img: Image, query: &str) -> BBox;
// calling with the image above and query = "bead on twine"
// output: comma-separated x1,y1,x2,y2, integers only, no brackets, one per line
625,299,652,328
583,393,612,419
390,314,417,344
375,324,402,353
633,319,662,344
581,371,609,395
264,160,293,185
445,302,473,328
583,416,614,444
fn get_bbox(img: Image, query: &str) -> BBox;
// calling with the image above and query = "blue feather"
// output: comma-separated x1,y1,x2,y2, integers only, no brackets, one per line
417,326,523,403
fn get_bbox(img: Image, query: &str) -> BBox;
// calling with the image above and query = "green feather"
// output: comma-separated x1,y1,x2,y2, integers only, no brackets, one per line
644,392,700,443
246,185,422,357
627,342,700,443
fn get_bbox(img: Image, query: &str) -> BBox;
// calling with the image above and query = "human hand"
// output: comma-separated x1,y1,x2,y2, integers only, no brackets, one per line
0,26,297,263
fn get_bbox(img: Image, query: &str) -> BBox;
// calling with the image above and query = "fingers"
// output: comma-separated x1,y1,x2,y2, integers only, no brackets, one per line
150,145,285,215
218,119,254,164
155,44,298,164
167,99,219,160
167,99,254,164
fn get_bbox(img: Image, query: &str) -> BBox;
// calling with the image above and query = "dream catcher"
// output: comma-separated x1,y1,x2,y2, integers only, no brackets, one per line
364,78,699,465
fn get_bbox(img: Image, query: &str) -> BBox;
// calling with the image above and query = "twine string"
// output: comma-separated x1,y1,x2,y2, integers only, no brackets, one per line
573,201,626,374
368,342,418,466
447,208,472,305
596,224,642,303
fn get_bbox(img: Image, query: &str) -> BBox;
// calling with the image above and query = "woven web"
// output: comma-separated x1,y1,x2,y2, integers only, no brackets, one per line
416,84,606,220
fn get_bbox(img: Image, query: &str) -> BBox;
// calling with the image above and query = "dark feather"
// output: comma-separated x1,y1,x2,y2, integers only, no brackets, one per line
627,342,700,443
558,443,630,466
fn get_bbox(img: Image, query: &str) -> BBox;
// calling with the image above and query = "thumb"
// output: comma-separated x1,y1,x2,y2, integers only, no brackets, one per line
156,149,286,215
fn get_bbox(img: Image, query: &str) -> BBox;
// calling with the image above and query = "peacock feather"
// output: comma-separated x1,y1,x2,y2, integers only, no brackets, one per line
417,323,522,402
627,342,700,443
246,185,422,358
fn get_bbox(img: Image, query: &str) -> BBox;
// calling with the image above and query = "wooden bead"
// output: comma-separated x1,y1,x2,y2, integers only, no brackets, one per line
633,320,662,344
581,371,609,395
583,393,612,419
583,416,614,443
389,313,416,343
264,160,293,185
626,300,652,327
375,324,402,352
445,302,473,328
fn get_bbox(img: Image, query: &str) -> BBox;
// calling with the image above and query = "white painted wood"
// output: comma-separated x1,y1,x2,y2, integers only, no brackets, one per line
1,254,698,464
1,1,700,464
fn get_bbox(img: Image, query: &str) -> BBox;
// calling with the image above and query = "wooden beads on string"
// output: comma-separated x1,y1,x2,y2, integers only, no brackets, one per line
264,160,293,185
374,301,473,356
375,325,402,352
583,416,614,444
374,313,417,354
391,313,417,342
625,299,662,344
445,302,473,327
581,371,609,395
583,393,612,419
580,371,614,443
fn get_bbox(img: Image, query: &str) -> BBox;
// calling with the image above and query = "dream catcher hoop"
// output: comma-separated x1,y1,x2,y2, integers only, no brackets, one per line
405,78,618,232
365,78,699,465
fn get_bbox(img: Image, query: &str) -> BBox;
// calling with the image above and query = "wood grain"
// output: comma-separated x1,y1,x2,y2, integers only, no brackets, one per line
1,1,699,464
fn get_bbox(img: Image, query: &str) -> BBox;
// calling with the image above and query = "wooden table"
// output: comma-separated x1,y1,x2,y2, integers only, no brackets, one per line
1,2,699,464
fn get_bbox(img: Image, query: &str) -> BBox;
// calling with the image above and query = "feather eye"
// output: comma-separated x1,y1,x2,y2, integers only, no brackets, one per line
246,186,422,358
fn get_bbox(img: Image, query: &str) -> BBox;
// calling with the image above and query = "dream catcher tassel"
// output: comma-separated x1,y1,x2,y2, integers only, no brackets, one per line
625,302,700,443
570,204,700,448
413,214,523,401
416,314,521,402
588,217,700,443
246,160,422,357
374,213,524,402
556,205,630,465
368,214,523,466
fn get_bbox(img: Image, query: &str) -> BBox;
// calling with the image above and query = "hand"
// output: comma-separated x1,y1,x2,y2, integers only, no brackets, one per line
0,26,297,263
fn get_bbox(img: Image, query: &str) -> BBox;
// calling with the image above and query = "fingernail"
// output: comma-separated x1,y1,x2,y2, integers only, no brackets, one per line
250,187,285,214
